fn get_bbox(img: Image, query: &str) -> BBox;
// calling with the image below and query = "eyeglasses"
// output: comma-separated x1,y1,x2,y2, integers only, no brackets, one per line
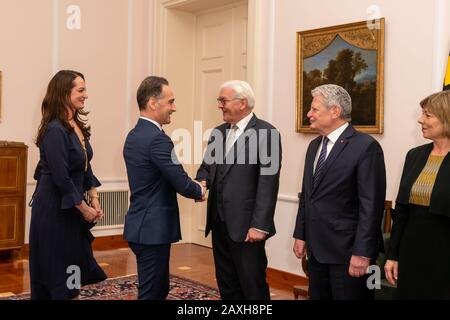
216,98,242,106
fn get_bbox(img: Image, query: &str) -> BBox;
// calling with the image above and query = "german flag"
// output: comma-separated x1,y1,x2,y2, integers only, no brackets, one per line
444,52,450,91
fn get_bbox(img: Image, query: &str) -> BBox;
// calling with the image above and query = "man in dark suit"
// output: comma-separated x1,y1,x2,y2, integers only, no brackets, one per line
196,80,282,300
293,84,386,300
123,76,205,300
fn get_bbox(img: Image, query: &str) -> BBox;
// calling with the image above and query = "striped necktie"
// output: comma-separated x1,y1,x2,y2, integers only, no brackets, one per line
313,136,329,188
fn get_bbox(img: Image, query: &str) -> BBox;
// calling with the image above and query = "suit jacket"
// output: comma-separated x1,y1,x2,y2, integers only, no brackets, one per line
293,124,386,264
196,114,282,242
387,143,450,260
123,119,202,245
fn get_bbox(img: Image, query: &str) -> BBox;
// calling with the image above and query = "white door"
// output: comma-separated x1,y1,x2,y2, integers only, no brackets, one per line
191,2,248,247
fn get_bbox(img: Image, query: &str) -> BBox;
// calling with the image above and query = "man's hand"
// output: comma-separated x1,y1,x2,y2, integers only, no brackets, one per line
194,180,207,202
348,255,370,277
384,259,398,286
244,228,267,243
293,239,306,259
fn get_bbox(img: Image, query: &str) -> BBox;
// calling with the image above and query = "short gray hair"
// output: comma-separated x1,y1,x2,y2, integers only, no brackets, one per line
311,84,352,121
220,80,255,109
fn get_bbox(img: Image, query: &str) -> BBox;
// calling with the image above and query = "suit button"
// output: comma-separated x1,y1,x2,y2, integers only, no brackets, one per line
219,170,224,174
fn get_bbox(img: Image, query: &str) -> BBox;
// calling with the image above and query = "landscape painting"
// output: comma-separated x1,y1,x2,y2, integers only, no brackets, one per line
296,19,385,133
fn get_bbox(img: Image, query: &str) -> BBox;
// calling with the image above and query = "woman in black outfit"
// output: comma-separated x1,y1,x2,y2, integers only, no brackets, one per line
29,70,107,299
384,90,450,299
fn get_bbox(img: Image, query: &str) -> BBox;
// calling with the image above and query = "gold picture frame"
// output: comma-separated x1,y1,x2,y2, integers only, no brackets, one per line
296,18,385,133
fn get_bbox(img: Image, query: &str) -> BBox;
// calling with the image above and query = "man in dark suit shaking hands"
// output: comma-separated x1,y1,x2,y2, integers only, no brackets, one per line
196,80,282,300
293,84,386,300
123,76,205,300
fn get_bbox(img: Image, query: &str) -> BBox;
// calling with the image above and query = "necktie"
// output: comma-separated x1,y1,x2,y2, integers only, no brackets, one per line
313,136,329,188
225,124,238,155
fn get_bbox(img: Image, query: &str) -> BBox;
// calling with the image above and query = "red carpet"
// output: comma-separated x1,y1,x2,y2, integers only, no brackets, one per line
2,274,221,300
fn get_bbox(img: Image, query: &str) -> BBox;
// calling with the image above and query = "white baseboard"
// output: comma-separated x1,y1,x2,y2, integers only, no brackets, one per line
92,225,124,238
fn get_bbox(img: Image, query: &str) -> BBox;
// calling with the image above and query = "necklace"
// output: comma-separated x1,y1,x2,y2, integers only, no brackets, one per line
70,120,88,172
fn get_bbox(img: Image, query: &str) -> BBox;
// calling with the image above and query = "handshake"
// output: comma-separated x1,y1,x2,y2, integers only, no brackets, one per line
194,180,207,202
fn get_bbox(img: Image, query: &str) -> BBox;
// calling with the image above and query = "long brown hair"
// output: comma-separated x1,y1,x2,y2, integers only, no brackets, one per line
36,70,91,147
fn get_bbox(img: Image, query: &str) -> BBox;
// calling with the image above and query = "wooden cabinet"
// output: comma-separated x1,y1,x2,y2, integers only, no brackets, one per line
0,141,27,255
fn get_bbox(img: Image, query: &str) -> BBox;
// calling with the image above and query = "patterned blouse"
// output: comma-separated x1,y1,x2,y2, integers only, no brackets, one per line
409,155,445,206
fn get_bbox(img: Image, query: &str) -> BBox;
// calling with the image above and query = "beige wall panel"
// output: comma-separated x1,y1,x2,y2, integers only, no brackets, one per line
0,0,54,175
57,0,129,179
232,4,247,80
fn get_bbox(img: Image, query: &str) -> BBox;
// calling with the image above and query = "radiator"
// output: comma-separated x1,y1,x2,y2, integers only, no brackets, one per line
86,190,129,228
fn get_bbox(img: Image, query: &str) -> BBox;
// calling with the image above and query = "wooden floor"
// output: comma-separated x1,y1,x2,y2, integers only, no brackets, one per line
0,237,295,300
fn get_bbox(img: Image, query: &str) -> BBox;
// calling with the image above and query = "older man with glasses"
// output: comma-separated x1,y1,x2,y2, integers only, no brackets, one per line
196,80,282,300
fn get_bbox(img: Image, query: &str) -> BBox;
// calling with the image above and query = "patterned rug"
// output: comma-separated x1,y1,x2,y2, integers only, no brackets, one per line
2,274,221,300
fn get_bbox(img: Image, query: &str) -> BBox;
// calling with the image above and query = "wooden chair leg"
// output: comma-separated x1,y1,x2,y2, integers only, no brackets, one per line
293,285,309,299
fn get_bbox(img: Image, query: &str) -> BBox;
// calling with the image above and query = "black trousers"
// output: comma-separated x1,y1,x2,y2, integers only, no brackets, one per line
128,242,171,300
211,218,270,300
308,252,374,300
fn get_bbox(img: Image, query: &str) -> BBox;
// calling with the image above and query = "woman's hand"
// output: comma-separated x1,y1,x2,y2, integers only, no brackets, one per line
90,197,104,223
80,205,99,223
76,200,100,223
384,259,399,286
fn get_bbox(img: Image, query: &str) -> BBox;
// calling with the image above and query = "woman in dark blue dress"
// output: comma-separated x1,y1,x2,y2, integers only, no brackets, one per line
29,70,107,300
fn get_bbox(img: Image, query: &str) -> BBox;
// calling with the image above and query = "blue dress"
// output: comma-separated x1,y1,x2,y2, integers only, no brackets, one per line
29,120,107,300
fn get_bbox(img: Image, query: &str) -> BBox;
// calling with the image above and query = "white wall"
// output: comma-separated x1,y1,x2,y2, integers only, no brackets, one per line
265,0,450,275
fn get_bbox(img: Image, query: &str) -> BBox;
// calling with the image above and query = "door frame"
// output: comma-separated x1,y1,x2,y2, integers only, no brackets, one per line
151,0,274,120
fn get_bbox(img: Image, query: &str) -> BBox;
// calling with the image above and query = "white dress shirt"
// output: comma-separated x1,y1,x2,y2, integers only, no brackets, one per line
313,122,349,173
226,112,254,144
140,116,162,131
